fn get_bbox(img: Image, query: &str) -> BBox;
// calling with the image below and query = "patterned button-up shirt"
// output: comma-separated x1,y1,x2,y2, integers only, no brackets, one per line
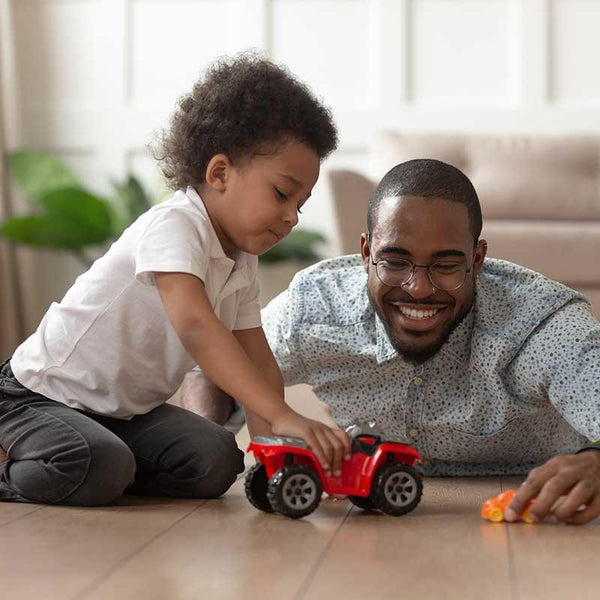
262,256,600,476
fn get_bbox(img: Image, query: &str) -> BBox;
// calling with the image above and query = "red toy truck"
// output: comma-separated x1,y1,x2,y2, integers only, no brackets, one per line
245,425,423,519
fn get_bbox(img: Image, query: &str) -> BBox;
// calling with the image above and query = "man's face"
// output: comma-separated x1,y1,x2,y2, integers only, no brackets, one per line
361,195,487,361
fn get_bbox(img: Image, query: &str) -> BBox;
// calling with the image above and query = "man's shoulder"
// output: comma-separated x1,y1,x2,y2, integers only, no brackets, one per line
475,258,589,341
285,254,371,325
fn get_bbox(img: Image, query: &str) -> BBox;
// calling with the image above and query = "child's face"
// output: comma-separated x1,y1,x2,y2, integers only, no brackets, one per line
206,138,321,256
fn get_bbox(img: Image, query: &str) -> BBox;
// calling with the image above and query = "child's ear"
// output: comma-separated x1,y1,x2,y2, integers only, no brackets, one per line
205,154,231,192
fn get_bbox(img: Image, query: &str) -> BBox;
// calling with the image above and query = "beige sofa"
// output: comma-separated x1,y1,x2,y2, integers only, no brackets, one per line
328,132,600,317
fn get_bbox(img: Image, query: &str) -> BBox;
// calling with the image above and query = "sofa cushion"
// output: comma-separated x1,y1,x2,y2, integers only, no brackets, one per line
375,133,600,220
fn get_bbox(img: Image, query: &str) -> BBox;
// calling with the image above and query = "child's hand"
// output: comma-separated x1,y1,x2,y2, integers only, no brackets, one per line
271,409,351,477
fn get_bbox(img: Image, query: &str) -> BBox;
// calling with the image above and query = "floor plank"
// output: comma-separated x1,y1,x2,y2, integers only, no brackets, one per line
302,478,509,600
0,501,44,527
2,473,599,600
0,496,205,600
82,479,351,600
507,490,600,599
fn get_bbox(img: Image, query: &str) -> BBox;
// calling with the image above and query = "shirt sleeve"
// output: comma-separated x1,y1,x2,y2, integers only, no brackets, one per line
135,210,209,286
233,275,262,330
513,299,600,443
261,287,307,386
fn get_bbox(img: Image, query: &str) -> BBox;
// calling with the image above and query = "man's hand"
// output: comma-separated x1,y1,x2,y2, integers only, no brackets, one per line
271,408,351,477
506,450,600,525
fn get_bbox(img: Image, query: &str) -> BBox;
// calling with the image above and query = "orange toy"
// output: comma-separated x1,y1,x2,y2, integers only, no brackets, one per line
481,489,536,523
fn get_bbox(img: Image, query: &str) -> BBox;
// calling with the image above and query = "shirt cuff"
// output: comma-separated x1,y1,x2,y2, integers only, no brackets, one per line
576,440,600,454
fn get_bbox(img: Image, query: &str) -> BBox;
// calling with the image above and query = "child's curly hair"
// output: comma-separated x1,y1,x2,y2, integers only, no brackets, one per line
153,52,338,191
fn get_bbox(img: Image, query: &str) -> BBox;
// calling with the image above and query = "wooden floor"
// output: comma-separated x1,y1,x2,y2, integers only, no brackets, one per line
2,385,599,599
2,473,599,599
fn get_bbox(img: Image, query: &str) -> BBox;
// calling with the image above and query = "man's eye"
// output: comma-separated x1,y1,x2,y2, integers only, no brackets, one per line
432,262,462,273
382,260,411,271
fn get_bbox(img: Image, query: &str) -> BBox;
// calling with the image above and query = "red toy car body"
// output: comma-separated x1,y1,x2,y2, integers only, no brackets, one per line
245,429,423,519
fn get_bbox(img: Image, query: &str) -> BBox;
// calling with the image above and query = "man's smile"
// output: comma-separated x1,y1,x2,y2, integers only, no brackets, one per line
386,300,451,332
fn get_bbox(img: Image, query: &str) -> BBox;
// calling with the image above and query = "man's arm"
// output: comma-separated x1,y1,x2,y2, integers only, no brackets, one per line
179,371,236,426
506,300,600,524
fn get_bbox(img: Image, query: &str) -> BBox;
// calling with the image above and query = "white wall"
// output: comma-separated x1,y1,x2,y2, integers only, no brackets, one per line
2,0,600,332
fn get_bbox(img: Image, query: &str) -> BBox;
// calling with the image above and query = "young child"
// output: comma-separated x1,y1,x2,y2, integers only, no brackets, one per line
0,54,350,506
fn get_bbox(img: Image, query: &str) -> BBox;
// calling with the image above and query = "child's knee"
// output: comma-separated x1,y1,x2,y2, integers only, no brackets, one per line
168,430,245,498
9,436,135,506
64,439,136,505
199,432,245,497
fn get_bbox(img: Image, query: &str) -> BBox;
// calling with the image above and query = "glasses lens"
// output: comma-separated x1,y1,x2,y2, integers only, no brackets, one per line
429,262,467,290
375,259,413,286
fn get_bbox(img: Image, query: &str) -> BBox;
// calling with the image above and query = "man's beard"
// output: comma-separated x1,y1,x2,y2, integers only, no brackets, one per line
370,292,474,363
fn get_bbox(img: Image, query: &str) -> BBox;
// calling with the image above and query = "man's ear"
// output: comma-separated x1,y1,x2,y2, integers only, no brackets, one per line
473,239,488,277
204,154,231,192
360,233,371,271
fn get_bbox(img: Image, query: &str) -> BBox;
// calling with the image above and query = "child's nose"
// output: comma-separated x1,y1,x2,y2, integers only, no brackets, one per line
283,205,299,227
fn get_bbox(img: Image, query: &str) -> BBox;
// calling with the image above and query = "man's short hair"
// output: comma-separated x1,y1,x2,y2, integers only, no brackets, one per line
367,159,483,243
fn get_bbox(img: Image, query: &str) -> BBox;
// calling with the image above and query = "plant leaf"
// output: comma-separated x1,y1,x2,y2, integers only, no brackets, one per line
259,229,327,264
8,151,83,203
37,187,113,248
110,175,152,237
0,216,68,248
125,175,152,220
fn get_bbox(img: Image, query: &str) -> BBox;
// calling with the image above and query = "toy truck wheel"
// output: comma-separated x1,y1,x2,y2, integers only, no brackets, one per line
267,465,323,519
371,463,423,516
245,463,274,513
348,495,376,511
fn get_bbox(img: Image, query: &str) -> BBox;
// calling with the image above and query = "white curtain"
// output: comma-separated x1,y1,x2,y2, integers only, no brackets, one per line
0,0,25,358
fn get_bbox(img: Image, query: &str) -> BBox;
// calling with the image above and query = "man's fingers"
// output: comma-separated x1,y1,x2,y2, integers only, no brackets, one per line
528,468,582,521
566,494,600,525
506,473,545,521
552,479,596,522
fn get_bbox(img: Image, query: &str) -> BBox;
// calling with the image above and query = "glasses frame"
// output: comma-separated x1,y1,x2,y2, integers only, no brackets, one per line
367,236,477,292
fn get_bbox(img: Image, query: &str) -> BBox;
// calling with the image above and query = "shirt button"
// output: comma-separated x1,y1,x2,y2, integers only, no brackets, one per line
408,428,419,438
413,377,424,386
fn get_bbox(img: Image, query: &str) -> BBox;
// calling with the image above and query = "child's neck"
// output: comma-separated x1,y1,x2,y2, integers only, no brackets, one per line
196,185,239,260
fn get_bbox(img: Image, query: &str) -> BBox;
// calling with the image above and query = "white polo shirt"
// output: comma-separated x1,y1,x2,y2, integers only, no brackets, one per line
12,187,261,418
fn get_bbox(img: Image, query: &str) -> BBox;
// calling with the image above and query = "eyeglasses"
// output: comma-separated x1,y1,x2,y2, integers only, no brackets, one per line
370,256,475,291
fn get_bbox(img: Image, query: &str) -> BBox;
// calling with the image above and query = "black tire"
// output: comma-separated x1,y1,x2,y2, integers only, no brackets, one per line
371,463,423,516
348,495,377,511
245,463,274,513
267,464,323,519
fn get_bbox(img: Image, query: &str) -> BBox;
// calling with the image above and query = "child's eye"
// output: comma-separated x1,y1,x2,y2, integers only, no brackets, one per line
274,188,287,200
297,206,303,214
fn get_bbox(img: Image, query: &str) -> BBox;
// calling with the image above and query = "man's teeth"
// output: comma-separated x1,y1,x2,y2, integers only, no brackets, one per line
398,306,441,320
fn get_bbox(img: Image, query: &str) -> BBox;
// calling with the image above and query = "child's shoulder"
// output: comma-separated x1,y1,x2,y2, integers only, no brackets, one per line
140,188,211,232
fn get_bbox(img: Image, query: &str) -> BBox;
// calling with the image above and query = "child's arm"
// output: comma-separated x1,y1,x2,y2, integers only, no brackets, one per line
232,327,283,439
154,271,350,474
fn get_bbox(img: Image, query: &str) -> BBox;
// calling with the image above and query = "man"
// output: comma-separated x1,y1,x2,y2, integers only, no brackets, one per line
184,159,600,525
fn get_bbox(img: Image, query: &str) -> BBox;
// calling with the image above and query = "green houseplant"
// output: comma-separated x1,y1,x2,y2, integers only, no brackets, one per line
0,151,153,267
259,228,326,264
0,151,327,284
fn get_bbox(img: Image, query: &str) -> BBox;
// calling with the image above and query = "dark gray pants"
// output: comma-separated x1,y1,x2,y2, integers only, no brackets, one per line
0,359,244,506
